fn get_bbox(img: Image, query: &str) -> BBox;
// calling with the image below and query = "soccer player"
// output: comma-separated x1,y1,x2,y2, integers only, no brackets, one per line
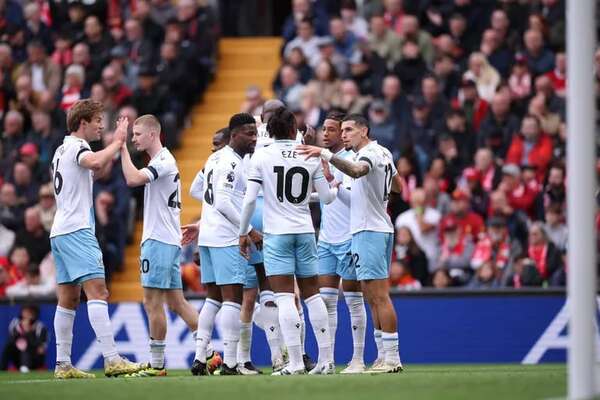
50,99,144,379
118,115,201,376
316,111,367,374
239,107,337,375
298,114,404,373
189,113,261,375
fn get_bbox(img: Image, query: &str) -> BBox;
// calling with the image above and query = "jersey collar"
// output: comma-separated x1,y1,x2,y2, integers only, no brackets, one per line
224,145,243,161
149,147,167,162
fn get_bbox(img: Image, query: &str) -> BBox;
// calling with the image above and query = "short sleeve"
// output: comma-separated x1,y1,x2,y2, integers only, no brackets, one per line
246,155,263,184
75,141,92,165
357,148,377,172
142,157,173,182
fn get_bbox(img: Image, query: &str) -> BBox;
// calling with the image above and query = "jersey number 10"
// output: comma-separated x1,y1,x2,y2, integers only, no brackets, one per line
273,166,309,204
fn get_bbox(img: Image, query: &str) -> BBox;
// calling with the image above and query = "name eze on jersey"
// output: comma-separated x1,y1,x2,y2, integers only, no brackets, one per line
281,149,300,159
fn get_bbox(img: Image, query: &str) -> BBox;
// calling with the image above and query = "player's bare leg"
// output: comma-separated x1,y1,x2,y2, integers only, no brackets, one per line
362,279,402,373
137,288,168,375
340,279,366,374
297,277,335,375
165,289,198,330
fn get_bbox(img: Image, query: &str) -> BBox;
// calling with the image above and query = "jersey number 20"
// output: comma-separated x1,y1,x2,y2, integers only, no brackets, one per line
273,166,309,204
168,173,181,209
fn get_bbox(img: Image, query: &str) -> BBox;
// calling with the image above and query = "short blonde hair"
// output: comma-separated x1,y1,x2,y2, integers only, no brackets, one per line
133,114,161,134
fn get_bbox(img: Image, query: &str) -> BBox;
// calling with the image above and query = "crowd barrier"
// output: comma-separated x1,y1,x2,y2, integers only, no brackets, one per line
1,290,592,369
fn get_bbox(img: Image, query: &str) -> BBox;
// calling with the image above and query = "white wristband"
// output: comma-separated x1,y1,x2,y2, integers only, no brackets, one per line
320,148,333,162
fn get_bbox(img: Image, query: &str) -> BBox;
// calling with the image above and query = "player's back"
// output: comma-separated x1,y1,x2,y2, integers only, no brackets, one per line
198,146,245,246
248,140,323,235
142,148,181,247
350,141,396,234
50,135,94,238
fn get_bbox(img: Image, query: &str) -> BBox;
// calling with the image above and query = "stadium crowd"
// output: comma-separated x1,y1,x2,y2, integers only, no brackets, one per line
255,0,599,290
0,0,218,300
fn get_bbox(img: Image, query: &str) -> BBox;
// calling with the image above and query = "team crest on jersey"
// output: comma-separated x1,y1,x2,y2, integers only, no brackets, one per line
226,171,235,182
230,162,236,169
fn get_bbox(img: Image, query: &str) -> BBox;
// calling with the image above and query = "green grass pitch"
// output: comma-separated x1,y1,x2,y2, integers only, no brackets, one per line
0,364,566,400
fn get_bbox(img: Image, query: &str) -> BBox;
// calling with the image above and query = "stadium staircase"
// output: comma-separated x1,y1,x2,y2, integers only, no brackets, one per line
109,37,282,302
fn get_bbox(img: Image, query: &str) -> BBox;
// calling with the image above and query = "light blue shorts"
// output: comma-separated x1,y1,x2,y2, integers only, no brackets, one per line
351,231,394,281
264,233,318,278
199,245,246,285
51,228,105,285
318,239,356,280
247,241,263,265
244,264,258,289
140,239,182,289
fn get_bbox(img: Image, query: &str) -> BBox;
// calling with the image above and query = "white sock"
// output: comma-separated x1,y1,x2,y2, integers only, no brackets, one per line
237,321,252,364
258,290,283,363
221,301,241,368
344,291,366,364
87,300,119,361
275,293,303,371
374,329,383,361
150,339,166,369
195,298,221,362
298,304,306,355
319,288,338,352
305,294,333,365
54,306,75,364
382,332,401,365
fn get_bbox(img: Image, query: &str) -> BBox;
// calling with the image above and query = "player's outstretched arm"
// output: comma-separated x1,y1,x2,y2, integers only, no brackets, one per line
297,144,370,179
181,221,200,246
120,144,150,187
314,176,338,204
79,117,127,172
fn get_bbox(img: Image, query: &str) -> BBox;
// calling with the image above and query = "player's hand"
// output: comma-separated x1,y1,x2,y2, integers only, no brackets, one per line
248,229,263,251
303,125,316,145
181,223,199,245
239,235,251,260
297,144,323,160
114,117,129,144
321,159,334,182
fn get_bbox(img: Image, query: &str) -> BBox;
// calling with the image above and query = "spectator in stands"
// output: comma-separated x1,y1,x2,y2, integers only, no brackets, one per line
433,54,461,101
339,79,370,115
0,262,11,296
545,50,566,97
298,86,325,128
275,64,304,107
23,3,52,53
15,41,61,98
528,93,561,137
441,109,475,169
471,216,520,278
59,64,86,112
14,206,49,264
329,16,358,62
438,218,475,286
0,183,23,231
367,14,402,69
478,91,520,158
534,74,565,119
395,188,441,271
314,36,349,78
94,190,121,280
400,96,438,172
35,184,55,233
488,188,529,247
282,0,329,43
393,39,427,95
51,33,73,69
400,14,434,67
441,189,485,243
389,260,422,290
240,85,265,116
6,262,55,299
395,225,429,287
508,54,533,103
380,75,409,129
423,172,450,216
132,0,164,47
463,52,500,103
0,305,48,372
102,65,132,110
28,110,62,168
366,99,397,158
431,268,453,288
523,29,555,76
340,0,368,40
527,221,564,284
83,15,114,71
283,19,319,68
420,75,448,126
2,110,27,169
544,164,566,207
157,41,197,110
498,164,539,217
123,17,157,82
150,0,177,27
306,60,341,110
453,78,489,133
11,162,38,207
72,42,101,92
480,28,511,78
544,202,567,253
506,114,553,182
382,0,405,35
18,142,47,184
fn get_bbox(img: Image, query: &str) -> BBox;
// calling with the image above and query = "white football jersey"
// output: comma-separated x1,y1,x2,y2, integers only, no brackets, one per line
319,149,353,244
50,136,95,238
349,141,396,234
198,146,247,247
248,140,324,234
140,148,182,247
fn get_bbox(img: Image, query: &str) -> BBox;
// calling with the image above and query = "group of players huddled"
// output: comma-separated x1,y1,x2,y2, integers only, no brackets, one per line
49,98,402,379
